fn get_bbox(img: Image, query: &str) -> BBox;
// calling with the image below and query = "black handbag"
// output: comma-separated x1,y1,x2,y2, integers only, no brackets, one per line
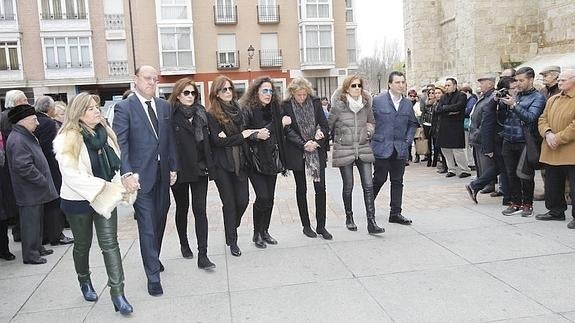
249,143,284,175
522,123,542,168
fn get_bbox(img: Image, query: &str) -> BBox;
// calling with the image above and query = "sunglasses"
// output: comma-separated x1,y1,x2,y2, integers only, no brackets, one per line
182,90,197,96
220,86,233,93
350,83,362,88
260,88,273,95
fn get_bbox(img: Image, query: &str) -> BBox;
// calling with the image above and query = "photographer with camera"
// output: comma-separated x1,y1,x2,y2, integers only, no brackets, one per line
499,67,546,217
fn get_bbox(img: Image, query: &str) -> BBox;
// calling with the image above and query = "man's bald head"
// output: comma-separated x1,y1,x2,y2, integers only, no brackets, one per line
558,69,575,92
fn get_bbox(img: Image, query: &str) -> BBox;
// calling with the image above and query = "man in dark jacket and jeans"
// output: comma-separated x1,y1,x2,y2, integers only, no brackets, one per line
499,66,546,217
6,104,59,264
371,71,419,225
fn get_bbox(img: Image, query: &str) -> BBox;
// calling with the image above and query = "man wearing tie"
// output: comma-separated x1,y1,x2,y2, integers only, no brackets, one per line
113,65,178,296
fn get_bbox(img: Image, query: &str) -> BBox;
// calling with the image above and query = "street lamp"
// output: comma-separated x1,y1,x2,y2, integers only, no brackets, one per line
377,72,382,94
247,45,255,83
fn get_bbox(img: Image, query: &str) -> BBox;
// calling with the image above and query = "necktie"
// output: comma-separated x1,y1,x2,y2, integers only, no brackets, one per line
145,100,159,136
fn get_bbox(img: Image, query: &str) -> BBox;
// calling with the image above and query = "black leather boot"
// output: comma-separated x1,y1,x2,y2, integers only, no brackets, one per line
367,218,385,234
198,253,216,269
253,232,266,249
112,294,133,316
345,212,357,231
364,187,384,234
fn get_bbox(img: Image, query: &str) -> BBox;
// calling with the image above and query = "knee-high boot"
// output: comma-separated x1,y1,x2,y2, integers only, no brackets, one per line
364,187,384,234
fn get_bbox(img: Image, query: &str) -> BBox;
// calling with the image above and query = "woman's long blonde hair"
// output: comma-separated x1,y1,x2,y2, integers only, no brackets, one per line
59,92,114,139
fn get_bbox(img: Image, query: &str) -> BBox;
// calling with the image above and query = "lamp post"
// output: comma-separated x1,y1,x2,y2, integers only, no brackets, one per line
377,72,382,94
247,44,255,83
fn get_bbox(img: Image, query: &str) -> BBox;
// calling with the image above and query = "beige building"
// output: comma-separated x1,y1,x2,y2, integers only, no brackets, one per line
403,0,575,88
0,0,358,108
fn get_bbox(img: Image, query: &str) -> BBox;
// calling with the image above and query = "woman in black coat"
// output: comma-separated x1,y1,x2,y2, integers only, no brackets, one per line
282,77,331,240
240,76,290,248
207,75,258,257
169,77,215,269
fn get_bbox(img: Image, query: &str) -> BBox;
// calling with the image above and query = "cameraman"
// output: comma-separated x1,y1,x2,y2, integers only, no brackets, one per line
499,67,546,217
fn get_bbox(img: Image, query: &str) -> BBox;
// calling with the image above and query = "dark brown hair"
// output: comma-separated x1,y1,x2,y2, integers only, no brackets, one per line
208,75,236,125
239,76,279,110
339,74,370,102
168,77,199,106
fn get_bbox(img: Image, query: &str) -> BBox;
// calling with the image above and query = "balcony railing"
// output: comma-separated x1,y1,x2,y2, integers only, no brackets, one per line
259,49,282,68
104,14,124,30
46,61,92,69
216,51,240,70
0,63,20,71
213,5,237,25
257,5,280,24
108,60,129,76
0,13,15,21
41,12,88,20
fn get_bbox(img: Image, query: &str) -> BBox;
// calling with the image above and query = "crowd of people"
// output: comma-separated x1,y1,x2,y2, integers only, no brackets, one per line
0,63,573,316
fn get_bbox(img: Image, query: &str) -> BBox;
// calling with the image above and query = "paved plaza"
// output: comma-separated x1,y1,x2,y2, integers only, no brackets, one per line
1,161,574,323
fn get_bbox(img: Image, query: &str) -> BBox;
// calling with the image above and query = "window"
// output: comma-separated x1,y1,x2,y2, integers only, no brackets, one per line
302,25,333,63
0,0,15,20
0,42,19,70
217,34,237,68
304,0,329,19
258,0,279,23
159,27,193,68
44,36,91,69
346,29,356,65
345,0,353,22
260,33,282,67
41,0,87,19
215,0,235,24
159,0,189,20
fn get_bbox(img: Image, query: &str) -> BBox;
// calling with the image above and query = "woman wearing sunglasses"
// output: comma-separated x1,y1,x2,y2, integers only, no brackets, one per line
282,77,332,240
169,77,215,269
240,76,290,248
207,75,256,257
328,74,384,234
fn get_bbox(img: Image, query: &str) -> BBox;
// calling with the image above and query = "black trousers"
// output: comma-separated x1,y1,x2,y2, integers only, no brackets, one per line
0,220,9,255
502,141,534,205
19,204,44,262
171,176,209,254
213,168,249,246
373,149,406,216
544,164,575,218
339,159,375,219
248,170,277,233
1,165,19,237
423,125,433,161
43,198,64,244
293,168,326,230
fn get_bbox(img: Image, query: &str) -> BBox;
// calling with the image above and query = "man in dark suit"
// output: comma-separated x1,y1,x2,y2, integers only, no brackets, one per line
113,65,178,296
371,71,419,225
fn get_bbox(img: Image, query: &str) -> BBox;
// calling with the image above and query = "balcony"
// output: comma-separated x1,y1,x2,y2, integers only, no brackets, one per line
108,60,129,76
259,49,282,68
41,12,88,20
216,51,240,70
0,64,23,82
257,5,280,24
213,5,237,25
105,14,124,30
0,13,15,21
44,60,94,79
46,61,92,69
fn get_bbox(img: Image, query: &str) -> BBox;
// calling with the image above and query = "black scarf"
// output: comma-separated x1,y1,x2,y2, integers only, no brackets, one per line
219,99,244,176
176,101,207,142
82,124,121,181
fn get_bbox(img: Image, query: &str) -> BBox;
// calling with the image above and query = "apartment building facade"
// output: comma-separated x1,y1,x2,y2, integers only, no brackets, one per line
0,0,358,107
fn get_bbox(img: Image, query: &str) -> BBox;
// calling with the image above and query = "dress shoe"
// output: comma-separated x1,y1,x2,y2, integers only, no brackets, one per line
253,232,267,249
389,214,412,225
533,193,545,201
262,231,278,245
0,251,16,261
465,184,478,204
437,169,448,174
345,214,357,231
24,257,47,265
316,228,333,240
230,244,242,257
80,281,98,302
51,235,74,246
367,218,385,234
445,172,456,178
181,245,194,259
112,295,133,316
490,190,503,197
198,253,216,270
159,261,165,272
535,212,565,221
567,219,575,229
480,185,495,194
458,172,471,178
39,248,54,256
147,281,163,296
302,226,317,238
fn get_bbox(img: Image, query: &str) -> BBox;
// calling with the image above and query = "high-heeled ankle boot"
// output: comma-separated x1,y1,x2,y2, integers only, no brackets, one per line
198,253,216,270
345,213,357,231
112,295,133,316
253,232,266,249
80,281,98,302
367,218,385,234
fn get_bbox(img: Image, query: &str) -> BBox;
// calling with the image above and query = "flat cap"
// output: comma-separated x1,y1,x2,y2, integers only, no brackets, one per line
477,74,496,82
539,66,561,75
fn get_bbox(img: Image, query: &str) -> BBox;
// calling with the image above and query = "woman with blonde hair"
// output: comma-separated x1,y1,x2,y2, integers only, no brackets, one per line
329,74,384,234
282,77,332,239
54,92,135,316
207,76,257,257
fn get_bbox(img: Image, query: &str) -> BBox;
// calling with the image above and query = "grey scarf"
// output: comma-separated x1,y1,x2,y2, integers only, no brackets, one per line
291,97,321,182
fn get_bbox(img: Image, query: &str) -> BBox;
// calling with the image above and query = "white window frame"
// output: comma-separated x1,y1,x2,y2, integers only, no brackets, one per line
0,41,20,70
300,0,331,20
300,24,334,64
158,26,194,69
258,0,277,17
39,0,88,20
217,33,237,68
346,28,357,65
215,0,234,21
0,0,16,20
345,0,353,23
156,0,192,22
42,36,92,69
